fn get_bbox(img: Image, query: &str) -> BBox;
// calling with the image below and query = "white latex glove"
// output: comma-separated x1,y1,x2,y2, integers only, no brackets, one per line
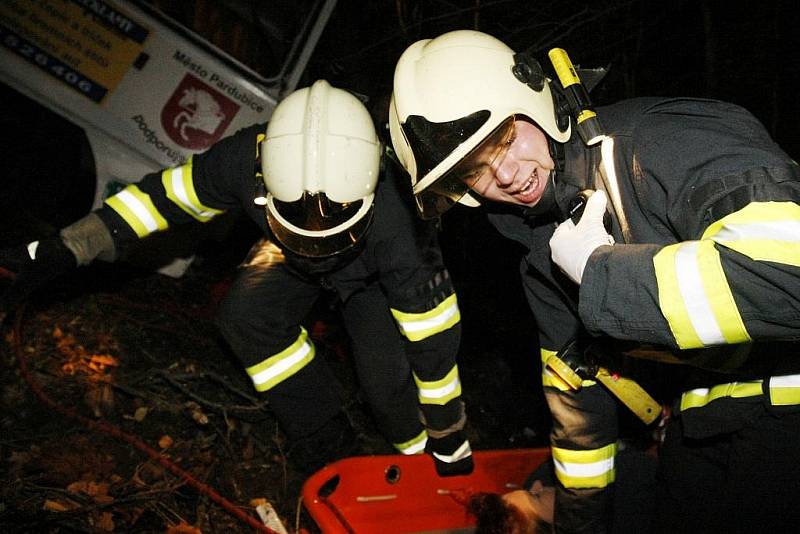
550,190,615,284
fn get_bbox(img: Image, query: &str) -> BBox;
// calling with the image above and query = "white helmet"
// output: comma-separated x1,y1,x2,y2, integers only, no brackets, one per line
262,80,381,257
390,30,571,218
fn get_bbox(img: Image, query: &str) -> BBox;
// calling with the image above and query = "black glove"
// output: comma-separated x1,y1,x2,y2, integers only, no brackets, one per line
0,236,77,318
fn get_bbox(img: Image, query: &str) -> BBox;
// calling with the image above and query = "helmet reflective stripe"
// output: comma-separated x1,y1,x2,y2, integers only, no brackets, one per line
390,293,460,342
551,442,616,489
680,381,763,411
703,201,800,266
105,185,168,237
432,439,472,464
394,429,428,455
162,157,225,222
770,374,800,405
540,348,596,390
245,327,315,392
413,365,462,405
654,240,751,349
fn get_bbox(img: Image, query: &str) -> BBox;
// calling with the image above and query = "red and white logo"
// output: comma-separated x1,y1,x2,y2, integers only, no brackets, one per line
161,74,240,150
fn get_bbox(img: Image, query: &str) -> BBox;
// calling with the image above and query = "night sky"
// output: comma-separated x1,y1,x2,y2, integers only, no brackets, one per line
306,0,800,158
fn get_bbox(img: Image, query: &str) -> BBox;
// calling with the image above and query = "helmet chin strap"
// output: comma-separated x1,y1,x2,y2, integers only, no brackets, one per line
520,137,565,218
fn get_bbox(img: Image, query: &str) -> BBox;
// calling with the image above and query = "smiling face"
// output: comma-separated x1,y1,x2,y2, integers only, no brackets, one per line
469,118,555,207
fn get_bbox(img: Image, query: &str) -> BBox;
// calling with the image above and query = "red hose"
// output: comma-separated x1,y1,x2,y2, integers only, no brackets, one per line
11,308,281,534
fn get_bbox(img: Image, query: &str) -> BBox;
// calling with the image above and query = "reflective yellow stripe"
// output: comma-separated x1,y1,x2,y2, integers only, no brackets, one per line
245,328,315,392
162,157,225,222
681,374,800,409
104,185,169,237
654,245,699,348
703,201,800,267
394,430,428,455
256,133,265,160
769,374,800,406
696,241,751,344
414,365,462,405
680,380,763,411
552,442,617,489
540,348,595,391
391,293,460,342
654,241,750,349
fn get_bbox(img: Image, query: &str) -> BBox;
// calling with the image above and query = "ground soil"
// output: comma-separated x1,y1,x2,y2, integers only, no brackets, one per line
0,219,551,534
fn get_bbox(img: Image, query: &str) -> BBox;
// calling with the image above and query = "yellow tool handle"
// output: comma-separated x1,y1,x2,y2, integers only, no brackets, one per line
595,367,662,425
545,354,584,390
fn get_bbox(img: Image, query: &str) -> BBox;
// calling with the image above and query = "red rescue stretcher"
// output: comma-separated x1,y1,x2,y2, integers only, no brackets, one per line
302,447,550,533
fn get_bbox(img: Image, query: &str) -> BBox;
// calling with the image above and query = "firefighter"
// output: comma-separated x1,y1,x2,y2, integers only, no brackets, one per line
389,29,800,533
0,80,473,477
468,442,657,534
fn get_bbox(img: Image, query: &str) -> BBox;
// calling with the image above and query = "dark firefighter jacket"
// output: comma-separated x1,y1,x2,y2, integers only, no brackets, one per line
92,123,463,450
488,97,800,534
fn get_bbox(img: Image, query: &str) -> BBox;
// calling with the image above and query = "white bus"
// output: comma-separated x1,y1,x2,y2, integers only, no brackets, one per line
0,0,336,273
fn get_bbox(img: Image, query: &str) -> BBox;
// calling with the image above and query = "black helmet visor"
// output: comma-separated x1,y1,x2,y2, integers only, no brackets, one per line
266,192,373,257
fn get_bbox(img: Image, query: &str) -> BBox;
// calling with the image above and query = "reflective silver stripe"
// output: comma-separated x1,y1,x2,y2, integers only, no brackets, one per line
551,442,617,489
432,440,471,464
553,456,614,479
120,190,160,233
702,201,800,267
770,374,800,406
391,293,460,342
674,242,725,345
654,240,749,349
250,343,311,389
246,328,315,392
163,160,224,222
414,365,461,405
105,186,168,237
417,379,460,404
714,221,800,243
600,135,632,242
771,374,800,388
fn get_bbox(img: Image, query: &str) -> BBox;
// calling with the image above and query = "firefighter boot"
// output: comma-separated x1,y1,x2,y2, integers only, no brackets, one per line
427,430,474,477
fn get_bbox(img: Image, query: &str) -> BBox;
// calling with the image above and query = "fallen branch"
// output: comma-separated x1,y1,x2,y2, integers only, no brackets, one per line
11,308,282,534
155,369,270,418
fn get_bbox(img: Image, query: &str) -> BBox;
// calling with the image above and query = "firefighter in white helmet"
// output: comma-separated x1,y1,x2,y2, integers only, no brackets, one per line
391,29,800,533
0,80,473,477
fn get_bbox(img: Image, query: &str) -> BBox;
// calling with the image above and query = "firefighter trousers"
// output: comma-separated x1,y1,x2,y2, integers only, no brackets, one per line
654,405,800,533
215,240,424,447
